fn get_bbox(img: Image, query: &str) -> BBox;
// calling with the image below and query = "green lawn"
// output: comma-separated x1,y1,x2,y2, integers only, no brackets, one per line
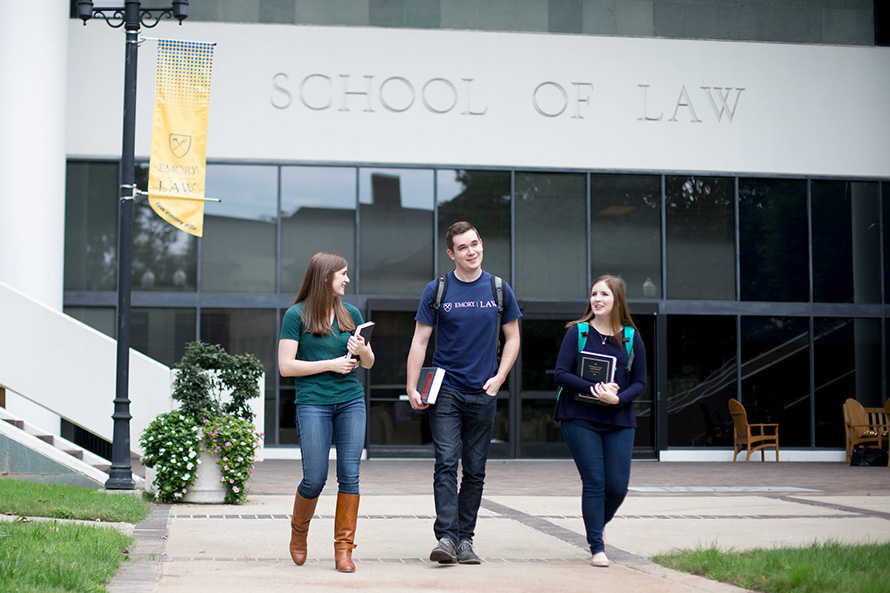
0,478,148,523
0,520,133,593
653,541,890,593
0,478,150,592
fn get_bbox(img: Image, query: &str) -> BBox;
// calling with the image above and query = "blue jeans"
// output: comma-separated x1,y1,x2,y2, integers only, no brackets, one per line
295,396,366,498
560,419,634,555
428,386,497,543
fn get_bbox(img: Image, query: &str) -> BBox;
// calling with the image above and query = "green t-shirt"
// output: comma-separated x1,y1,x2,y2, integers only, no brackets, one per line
279,302,365,405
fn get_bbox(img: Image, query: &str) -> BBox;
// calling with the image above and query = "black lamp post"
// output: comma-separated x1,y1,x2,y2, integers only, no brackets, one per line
76,0,189,490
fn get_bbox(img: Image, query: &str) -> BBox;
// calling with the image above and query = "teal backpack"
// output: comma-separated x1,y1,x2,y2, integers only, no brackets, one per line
556,322,635,400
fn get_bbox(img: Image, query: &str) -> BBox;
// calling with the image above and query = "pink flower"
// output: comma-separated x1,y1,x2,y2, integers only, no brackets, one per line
225,442,232,447
232,486,240,493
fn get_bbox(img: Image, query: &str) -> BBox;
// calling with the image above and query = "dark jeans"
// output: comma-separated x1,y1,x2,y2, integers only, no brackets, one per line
560,419,635,555
428,385,497,543
295,396,366,498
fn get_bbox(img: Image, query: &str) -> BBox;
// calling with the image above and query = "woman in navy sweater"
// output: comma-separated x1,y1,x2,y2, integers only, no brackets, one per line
553,275,647,568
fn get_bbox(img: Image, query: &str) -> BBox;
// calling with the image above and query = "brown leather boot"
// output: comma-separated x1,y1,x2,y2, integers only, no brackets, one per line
289,491,319,565
333,492,360,573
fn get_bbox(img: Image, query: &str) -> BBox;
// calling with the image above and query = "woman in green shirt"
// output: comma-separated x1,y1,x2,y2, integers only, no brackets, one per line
278,252,374,573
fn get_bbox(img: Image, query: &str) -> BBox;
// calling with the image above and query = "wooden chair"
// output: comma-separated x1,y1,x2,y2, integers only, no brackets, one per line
728,398,779,462
842,398,884,463
867,403,890,440
884,399,890,467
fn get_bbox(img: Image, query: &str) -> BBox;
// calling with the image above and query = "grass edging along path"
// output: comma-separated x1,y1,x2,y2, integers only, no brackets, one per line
0,478,151,593
653,541,890,593
1,520,134,592
0,478,149,524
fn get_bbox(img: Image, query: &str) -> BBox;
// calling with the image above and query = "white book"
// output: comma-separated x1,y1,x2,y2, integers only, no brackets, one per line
346,321,375,359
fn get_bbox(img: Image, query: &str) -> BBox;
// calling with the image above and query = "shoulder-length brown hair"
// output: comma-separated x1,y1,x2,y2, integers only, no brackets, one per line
566,275,638,336
292,252,356,337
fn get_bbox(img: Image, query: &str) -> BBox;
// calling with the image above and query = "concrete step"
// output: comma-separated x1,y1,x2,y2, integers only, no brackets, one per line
0,406,145,488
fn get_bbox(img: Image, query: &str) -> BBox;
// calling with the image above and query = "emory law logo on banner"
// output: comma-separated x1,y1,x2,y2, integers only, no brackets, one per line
149,39,214,237
169,133,192,158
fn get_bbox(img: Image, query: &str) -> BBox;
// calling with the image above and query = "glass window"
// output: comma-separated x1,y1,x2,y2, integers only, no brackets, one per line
132,164,198,292
202,164,277,293
667,315,737,447
741,317,810,447
590,174,662,299
520,399,564,447
812,181,880,304
885,182,890,303
130,308,197,367
436,170,512,282
369,400,432,446
63,307,115,339
814,317,882,447
367,310,431,446
519,319,568,456
739,179,808,302
279,304,298,445
665,176,735,300
631,314,656,452
549,0,583,33
64,161,118,291
515,172,587,299
280,166,356,295
200,308,278,446
359,168,434,295
521,319,565,394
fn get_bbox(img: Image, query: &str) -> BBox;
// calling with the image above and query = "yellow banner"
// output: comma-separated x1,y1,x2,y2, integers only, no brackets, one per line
148,40,214,237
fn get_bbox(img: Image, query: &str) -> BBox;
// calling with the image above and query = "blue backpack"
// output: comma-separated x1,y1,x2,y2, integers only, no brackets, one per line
556,322,635,400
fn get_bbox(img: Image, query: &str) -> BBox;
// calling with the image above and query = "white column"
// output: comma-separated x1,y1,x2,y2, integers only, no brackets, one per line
0,0,69,310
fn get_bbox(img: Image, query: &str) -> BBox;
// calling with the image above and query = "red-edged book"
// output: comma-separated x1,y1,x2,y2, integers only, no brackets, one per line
417,366,446,404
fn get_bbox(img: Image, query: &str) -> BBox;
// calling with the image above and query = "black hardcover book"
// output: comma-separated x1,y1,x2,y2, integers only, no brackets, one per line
571,350,617,405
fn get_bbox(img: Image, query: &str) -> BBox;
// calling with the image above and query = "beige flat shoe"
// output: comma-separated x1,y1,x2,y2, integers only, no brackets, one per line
591,552,610,567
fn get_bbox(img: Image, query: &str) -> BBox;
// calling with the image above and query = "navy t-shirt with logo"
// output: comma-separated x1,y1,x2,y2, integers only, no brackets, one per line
415,270,521,392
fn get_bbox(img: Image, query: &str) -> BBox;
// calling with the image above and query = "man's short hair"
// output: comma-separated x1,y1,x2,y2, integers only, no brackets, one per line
446,221,481,252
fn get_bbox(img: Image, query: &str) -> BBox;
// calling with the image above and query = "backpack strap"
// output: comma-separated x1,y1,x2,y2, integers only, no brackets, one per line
577,321,588,352
491,275,504,357
623,326,635,374
432,274,448,356
491,275,504,325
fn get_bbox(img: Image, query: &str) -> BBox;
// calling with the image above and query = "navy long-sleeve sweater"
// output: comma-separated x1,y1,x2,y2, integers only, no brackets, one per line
553,323,648,428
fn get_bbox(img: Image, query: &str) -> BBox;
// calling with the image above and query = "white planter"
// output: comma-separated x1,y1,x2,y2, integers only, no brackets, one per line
144,449,228,504
181,450,227,503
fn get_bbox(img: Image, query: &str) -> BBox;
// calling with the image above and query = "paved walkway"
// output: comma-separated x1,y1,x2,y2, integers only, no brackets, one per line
109,460,890,593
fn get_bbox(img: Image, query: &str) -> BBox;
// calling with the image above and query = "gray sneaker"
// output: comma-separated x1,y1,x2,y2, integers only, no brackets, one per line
429,538,457,564
457,540,482,564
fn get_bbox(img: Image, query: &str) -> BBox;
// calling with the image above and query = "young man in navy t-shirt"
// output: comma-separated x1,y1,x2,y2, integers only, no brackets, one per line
406,221,521,564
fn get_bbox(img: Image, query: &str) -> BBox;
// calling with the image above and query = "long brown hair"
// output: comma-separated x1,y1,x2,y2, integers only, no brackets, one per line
292,252,356,337
566,275,637,336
